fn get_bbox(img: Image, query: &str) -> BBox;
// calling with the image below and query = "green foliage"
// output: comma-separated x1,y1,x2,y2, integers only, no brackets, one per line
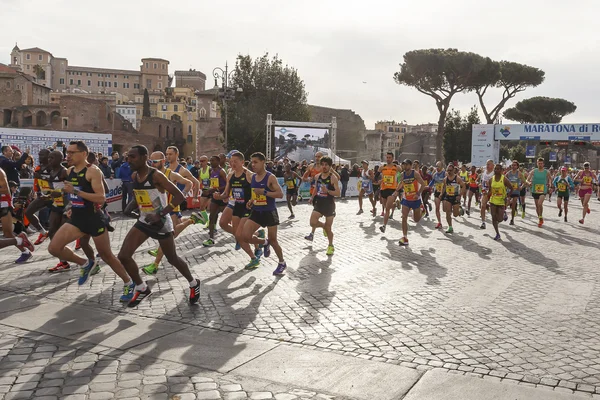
537,146,553,165
226,53,310,154
443,106,480,163
142,89,151,118
499,145,510,161
472,61,545,123
394,49,492,162
503,96,577,123
508,144,526,163
33,64,45,80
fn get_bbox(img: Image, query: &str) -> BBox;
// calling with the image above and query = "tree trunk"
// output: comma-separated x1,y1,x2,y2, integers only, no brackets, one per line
436,109,447,164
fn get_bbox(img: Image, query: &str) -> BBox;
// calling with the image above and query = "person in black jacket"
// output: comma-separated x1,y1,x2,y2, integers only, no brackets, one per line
340,164,350,199
0,145,29,187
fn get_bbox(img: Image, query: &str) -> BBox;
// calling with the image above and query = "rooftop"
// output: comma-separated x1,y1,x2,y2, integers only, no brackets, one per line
175,69,207,79
141,58,169,63
20,47,52,55
0,63,17,74
67,65,140,75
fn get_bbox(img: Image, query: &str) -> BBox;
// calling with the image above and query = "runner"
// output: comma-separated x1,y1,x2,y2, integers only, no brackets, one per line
373,165,382,214
141,151,200,275
25,148,51,245
420,165,432,219
429,161,446,229
196,155,211,225
526,157,551,228
519,163,527,218
479,160,495,229
303,152,328,239
47,141,134,301
488,163,513,240
215,151,263,269
0,167,34,261
203,155,228,246
466,165,480,216
306,156,340,256
116,145,200,307
165,146,200,215
459,164,469,206
552,166,575,222
283,163,302,219
395,159,425,245
505,160,526,226
441,164,466,234
358,160,377,216
379,152,400,233
241,152,287,274
575,162,597,224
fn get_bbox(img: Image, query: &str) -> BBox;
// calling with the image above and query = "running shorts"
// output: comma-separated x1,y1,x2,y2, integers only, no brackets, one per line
469,186,479,193
67,210,107,237
249,209,280,227
313,198,336,218
133,221,174,241
232,203,251,219
401,198,422,209
579,188,592,198
443,195,460,206
380,189,396,199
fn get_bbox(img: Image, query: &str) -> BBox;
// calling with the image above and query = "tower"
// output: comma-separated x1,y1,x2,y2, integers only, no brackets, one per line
9,43,21,71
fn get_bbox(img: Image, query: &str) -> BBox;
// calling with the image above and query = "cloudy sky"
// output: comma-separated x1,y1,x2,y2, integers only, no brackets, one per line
2,0,597,129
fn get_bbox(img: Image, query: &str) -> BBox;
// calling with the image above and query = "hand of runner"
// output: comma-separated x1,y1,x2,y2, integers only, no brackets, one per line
246,199,254,209
145,213,163,225
254,188,265,196
63,181,75,194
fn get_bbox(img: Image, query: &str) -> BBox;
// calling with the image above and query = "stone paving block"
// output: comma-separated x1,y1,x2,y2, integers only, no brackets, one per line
196,391,221,400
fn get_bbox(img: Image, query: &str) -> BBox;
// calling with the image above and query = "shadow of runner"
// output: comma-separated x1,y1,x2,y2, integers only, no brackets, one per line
501,232,563,275
381,238,447,286
292,252,335,326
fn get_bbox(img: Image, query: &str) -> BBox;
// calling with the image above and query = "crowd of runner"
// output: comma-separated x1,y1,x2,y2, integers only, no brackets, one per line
0,142,596,308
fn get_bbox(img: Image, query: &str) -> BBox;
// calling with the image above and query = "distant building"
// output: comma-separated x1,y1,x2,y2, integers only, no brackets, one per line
175,70,206,92
116,104,137,128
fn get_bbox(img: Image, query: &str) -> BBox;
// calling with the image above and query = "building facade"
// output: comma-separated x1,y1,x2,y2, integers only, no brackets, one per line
175,70,206,92
116,104,137,127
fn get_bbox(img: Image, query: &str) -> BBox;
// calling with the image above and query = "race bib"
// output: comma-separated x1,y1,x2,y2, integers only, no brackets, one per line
383,175,394,185
512,182,518,190
252,189,267,206
534,184,545,194
492,187,503,197
558,183,567,192
202,179,210,188
361,180,370,189
53,182,65,207
317,183,329,198
134,189,153,211
435,183,443,193
69,186,85,208
404,183,416,193
583,176,592,185
232,187,244,202
38,179,51,193
446,185,456,196
286,180,295,189
210,178,219,189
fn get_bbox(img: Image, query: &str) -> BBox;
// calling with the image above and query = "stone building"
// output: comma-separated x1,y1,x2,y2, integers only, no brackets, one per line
309,105,366,163
175,70,206,92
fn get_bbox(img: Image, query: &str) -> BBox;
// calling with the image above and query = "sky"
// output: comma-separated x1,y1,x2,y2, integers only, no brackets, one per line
2,0,599,129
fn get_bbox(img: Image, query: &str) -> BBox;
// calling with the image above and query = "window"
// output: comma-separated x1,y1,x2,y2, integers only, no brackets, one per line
158,75,162,80
98,81,101,87
173,105,178,112
200,108,206,118
162,64,165,69
60,78,65,85
135,96,142,103
5,81,10,88
158,82,162,89
26,65,30,70
162,113,166,119
69,79,74,85
114,81,117,87
137,109,140,115
134,83,140,89
388,127,393,132
38,54,42,61
124,75,129,79
77,79,81,85
123,83,129,88
87,80,91,86
395,127,400,132
153,63,157,69
188,125,192,134
98,73,101,77
87,72,92,77
108,82,111,87
187,135,192,143
146,79,152,89
114,74,117,78
161,105,167,111
26,54,30,60
145,63,149,69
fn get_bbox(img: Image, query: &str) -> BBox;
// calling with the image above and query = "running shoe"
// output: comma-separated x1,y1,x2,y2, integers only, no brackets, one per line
558,209,563,217
465,209,470,216
127,285,152,308
398,237,409,246
480,222,486,229
200,210,209,224
326,245,335,256
323,229,328,237
78,259,98,285
244,257,260,270
107,224,115,232
15,252,33,264
34,232,48,245
263,239,271,258
304,233,314,241
435,223,442,229
202,239,215,247
234,242,241,251
142,263,158,275
579,219,585,224
257,229,266,242
75,239,81,250
538,218,544,228
254,247,263,258
494,233,501,241
90,264,101,275
380,211,384,217
189,279,201,305
147,248,158,257
503,212,508,222
357,209,364,215
379,225,386,233
288,214,295,219
564,216,568,222
17,232,34,252
120,283,135,302
509,220,514,226
190,212,204,225
48,261,70,273
273,262,287,276
521,210,525,219
587,208,591,214
446,227,454,234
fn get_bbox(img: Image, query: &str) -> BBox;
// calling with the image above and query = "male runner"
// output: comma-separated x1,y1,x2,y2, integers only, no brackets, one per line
526,157,551,228
429,161,446,229
441,164,466,233
395,159,426,245
241,152,287,275
117,145,200,307
379,152,400,233
575,162,596,224
466,165,480,215
25,148,51,245
358,160,376,216
420,165,432,218
165,146,200,212
518,163,527,218
196,155,211,225
142,151,198,275
215,151,263,269
459,164,469,206
505,160,526,225
283,163,302,218
479,160,495,229
307,156,340,256
553,166,574,222
488,163,513,240
0,167,34,261
47,141,133,301
203,155,228,246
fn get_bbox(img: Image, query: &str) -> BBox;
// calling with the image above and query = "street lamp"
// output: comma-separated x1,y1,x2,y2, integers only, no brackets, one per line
213,62,242,151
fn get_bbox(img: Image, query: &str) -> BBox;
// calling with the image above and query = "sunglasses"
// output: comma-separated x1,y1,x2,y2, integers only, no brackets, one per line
150,159,164,164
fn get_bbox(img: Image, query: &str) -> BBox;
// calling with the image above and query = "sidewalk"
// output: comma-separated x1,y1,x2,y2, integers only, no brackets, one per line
0,291,594,400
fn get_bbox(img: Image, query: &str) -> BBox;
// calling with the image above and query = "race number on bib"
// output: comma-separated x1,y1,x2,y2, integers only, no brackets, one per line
446,186,456,196
435,183,443,193
134,189,153,211
252,190,267,206
558,183,567,192
534,184,545,194
210,178,219,189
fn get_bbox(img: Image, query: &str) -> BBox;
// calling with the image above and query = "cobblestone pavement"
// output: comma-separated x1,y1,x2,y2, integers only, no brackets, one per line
1,197,600,396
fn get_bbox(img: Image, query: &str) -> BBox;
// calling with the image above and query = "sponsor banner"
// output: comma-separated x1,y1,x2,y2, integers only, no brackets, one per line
549,152,557,162
526,145,536,159
564,155,571,165
495,124,600,141
105,179,123,213
471,124,496,166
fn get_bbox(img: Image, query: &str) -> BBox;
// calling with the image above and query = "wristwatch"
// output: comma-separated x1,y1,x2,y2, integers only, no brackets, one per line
73,188,80,196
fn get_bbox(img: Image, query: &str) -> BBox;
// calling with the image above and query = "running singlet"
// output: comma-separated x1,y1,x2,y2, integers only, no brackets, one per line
421,173,432,192
480,170,494,193
459,170,469,183
431,170,446,193
402,170,419,201
380,165,397,190
506,171,521,194
361,171,373,193
468,173,479,188
133,169,174,234
230,171,252,204
308,166,320,195
490,176,506,205
199,167,210,190
164,169,181,212
284,174,297,190
581,171,594,187
210,167,226,191
532,169,548,194
315,174,335,202
251,172,276,211
173,164,187,193
445,175,459,197
67,167,95,214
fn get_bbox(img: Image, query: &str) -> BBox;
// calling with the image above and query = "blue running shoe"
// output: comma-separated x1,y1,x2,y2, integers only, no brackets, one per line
235,242,241,251
273,262,287,276
120,282,135,302
245,257,260,270
15,252,32,264
78,259,98,285
263,239,271,258
254,247,263,259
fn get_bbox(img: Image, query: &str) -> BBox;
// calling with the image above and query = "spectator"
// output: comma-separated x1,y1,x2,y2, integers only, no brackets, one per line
190,160,200,179
117,157,134,214
20,155,34,179
111,151,122,177
186,156,193,170
350,164,361,178
99,157,113,178
266,161,274,173
340,164,350,199
0,145,29,186
275,161,284,178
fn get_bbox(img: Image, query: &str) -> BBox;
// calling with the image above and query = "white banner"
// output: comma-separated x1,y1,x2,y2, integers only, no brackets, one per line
495,123,600,141
471,124,496,166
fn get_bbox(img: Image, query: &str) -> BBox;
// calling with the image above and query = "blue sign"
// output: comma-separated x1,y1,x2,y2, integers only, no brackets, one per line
564,155,571,165
568,136,590,141
520,136,541,140
526,145,536,159
549,152,557,162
